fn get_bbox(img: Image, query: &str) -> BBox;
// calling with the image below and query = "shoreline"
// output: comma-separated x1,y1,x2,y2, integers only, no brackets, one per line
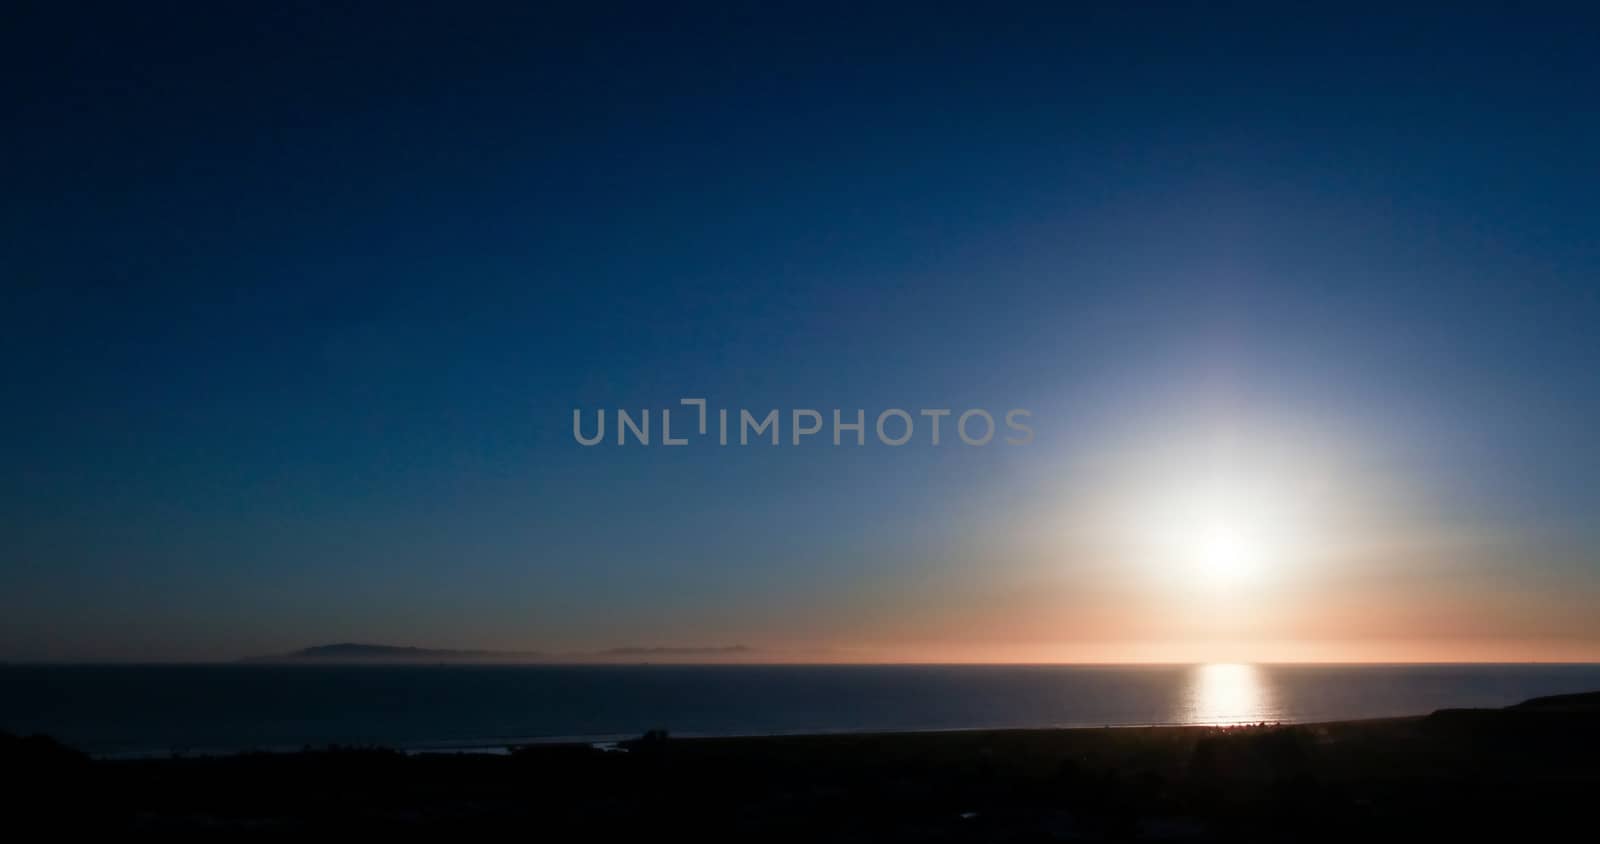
8,694,1597,836
81,715,1437,761
16,662,1600,761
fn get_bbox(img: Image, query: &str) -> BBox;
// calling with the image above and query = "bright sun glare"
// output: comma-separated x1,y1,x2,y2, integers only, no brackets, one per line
1084,423,1349,600
1139,463,1298,590
1176,486,1276,584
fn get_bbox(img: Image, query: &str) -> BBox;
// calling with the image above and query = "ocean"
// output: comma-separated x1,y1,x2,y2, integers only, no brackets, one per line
4,663,1598,757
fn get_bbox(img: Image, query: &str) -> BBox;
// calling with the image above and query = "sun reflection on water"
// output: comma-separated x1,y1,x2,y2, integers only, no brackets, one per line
1186,663,1277,725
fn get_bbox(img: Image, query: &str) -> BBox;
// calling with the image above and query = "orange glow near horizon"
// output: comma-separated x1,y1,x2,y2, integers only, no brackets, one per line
201,408,1600,668
794,407,1594,667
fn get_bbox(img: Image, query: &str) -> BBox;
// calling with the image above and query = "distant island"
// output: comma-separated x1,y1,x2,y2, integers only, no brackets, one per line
245,642,754,663
244,643,543,663
595,645,753,658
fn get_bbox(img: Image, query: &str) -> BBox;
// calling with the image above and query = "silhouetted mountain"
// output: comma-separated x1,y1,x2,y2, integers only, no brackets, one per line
599,645,752,657
244,642,757,663
246,643,544,663
1509,690,1600,711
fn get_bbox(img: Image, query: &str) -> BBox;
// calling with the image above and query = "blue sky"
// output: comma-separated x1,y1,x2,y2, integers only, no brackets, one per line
3,2,1598,661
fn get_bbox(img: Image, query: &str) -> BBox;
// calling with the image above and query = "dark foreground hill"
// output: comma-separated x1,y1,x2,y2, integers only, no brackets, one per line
6,692,1600,840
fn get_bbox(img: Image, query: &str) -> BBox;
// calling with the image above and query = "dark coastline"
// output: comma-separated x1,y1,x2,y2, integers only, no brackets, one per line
7,692,1600,840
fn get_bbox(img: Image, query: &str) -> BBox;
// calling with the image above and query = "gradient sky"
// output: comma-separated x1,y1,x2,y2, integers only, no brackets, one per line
3,2,1598,662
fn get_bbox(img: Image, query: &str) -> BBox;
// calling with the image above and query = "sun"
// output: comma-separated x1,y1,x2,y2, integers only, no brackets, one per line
1179,492,1273,585
1146,468,1292,589
1078,424,1336,596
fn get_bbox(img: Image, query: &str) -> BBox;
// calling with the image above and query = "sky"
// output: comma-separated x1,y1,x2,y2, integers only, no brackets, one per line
3,2,1598,662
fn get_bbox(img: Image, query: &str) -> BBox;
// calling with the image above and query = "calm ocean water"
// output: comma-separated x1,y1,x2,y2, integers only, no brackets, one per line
3,663,1598,757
